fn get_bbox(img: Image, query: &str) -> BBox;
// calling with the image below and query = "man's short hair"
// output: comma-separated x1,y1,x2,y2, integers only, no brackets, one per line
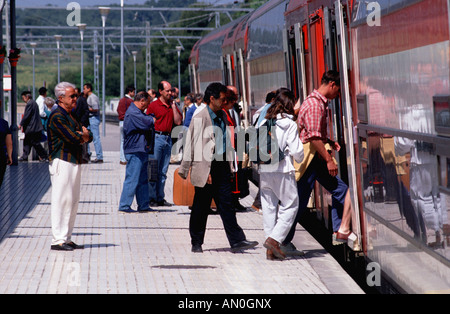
321,70,340,87
125,85,135,95
21,91,32,99
84,83,93,91
39,87,47,96
55,82,76,98
134,91,150,102
204,82,227,105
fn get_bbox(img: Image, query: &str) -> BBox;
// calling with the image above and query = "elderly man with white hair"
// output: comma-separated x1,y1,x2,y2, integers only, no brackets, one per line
47,82,93,251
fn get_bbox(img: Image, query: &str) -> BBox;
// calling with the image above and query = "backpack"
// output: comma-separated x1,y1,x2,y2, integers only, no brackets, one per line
248,118,285,165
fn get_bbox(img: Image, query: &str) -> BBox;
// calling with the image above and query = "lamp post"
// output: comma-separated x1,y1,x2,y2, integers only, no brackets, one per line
176,46,183,101
54,35,62,83
30,42,37,99
132,51,137,89
120,0,124,99
99,6,110,137
77,23,87,88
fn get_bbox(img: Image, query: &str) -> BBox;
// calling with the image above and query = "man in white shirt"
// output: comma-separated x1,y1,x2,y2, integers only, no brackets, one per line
84,83,104,163
36,87,48,126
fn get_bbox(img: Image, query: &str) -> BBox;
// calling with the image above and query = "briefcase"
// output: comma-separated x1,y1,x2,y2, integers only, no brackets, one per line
173,168,216,208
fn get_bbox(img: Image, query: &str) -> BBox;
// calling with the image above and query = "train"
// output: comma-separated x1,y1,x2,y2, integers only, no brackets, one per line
188,0,450,293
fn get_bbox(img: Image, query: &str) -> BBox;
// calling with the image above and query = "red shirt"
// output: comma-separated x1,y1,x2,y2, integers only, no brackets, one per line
146,98,181,133
117,95,133,121
298,90,329,144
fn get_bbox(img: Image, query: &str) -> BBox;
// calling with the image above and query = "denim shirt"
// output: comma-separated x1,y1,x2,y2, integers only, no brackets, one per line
123,103,155,154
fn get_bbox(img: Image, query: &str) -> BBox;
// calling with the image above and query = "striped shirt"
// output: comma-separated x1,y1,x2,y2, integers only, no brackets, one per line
298,90,329,144
47,106,93,164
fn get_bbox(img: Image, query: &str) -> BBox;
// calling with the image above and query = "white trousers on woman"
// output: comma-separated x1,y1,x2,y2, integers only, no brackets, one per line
49,158,82,246
260,171,299,244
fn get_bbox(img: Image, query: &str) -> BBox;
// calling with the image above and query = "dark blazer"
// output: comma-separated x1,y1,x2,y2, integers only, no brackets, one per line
73,95,90,127
20,99,44,134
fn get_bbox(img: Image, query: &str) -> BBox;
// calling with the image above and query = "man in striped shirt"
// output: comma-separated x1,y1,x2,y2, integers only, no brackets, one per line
48,82,93,251
283,71,354,252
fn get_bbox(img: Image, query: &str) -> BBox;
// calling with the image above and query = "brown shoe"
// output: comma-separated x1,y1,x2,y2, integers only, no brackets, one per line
336,230,352,243
263,237,285,260
266,249,283,261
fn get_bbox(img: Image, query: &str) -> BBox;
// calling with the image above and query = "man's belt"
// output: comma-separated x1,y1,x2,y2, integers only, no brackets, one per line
155,130,170,136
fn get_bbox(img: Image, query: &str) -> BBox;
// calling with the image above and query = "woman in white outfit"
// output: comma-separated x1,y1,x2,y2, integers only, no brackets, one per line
259,88,304,260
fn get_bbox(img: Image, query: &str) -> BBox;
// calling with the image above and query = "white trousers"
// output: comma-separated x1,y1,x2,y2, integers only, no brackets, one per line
49,159,82,245
260,171,299,244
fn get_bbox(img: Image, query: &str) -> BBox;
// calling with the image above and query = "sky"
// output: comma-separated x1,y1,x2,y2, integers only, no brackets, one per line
17,0,237,7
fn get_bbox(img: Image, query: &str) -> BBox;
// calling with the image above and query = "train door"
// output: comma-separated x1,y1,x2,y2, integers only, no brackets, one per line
237,48,250,128
222,54,234,86
334,0,361,249
285,23,308,102
188,63,199,94
290,1,361,249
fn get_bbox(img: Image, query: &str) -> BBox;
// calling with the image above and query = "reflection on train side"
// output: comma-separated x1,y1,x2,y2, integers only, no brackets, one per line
360,133,449,260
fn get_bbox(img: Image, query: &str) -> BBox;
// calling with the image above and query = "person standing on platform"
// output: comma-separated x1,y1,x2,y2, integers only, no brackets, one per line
179,82,258,254
84,83,103,163
0,117,12,188
18,91,48,162
48,82,93,251
73,87,90,164
36,87,48,128
259,88,304,260
117,85,136,165
118,91,155,213
283,70,354,252
146,81,182,207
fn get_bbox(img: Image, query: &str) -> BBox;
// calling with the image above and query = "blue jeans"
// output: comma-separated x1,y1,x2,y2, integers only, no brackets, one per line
119,152,150,211
283,154,348,245
148,133,172,202
89,115,103,160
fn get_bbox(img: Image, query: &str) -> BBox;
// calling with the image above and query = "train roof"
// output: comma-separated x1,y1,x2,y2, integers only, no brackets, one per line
190,0,289,63
189,19,237,65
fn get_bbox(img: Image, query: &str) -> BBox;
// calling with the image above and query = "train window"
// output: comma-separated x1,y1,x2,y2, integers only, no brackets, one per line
363,132,449,255
433,95,450,137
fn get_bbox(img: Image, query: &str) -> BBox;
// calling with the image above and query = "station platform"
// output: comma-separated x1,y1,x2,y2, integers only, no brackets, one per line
0,123,364,294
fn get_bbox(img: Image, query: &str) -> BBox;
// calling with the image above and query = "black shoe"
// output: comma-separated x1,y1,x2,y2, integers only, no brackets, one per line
138,208,156,213
230,240,258,253
157,200,172,207
67,242,84,250
192,244,203,253
119,208,135,213
234,203,248,212
91,159,103,163
18,157,28,162
51,243,74,251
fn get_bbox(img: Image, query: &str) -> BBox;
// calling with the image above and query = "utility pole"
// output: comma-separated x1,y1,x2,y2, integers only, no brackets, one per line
10,0,18,165
120,0,124,99
146,21,152,91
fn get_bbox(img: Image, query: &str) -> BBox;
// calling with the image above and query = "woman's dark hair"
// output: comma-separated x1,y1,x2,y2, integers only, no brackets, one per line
265,88,296,120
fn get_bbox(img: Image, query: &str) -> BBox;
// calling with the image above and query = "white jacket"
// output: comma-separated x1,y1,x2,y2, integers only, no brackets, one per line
259,113,304,173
